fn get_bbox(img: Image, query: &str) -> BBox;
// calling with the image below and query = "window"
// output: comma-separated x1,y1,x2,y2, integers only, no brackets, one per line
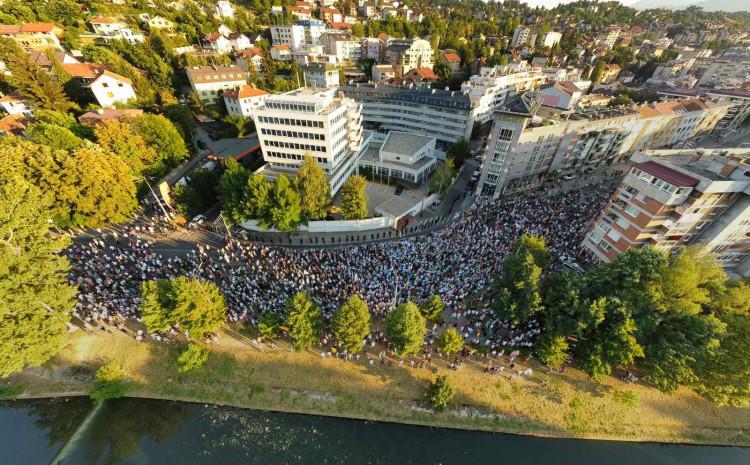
616,217,629,230
624,204,639,217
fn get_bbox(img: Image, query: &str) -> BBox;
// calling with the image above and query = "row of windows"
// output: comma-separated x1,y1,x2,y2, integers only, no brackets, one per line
267,151,326,164
258,116,324,128
265,140,326,153
629,167,688,195
261,128,325,140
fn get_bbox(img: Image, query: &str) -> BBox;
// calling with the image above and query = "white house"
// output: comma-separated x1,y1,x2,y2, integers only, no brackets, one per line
236,47,264,73
304,62,339,88
89,71,137,108
186,65,246,103
107,27,145,44
0,93,34,116
89,17,127,35
227,32,252,50
372,64,396,81
203,32,233,54
270,44,292,61
213,1,235,19
223,84,269,118
145,15,175,30
539,81,583,110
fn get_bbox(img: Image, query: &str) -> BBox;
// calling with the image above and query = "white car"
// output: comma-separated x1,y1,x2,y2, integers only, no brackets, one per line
188,214,206,229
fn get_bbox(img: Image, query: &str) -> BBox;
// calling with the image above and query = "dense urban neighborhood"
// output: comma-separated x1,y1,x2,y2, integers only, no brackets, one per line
1,0,750,461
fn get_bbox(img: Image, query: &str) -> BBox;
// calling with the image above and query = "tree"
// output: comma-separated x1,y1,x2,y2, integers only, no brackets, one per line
446,139,470,169
94,120,158,175
268,174,302,231
0,179,77,378
0,38,74,112
177,344,209,373
172,168,219,218
332,295,371,354
576,297,643,380
221,115,255,138
420,295,445,322
258,312,282,341
90,362,127,404
296,155,331,220
244,174,273,222
428,158,455,195
385,302,426,356
438,328,464,355
425,375,454,411
132,114,189,168
511,234,550,269
541,271,590,338
0,139,137,228
493,251,543,324
536,335,569,369
217,158,250,225
284,291,322,351
696,280,750,406
140,277,226,339
339,175,368,220
433,56,451,81
26,122,83,151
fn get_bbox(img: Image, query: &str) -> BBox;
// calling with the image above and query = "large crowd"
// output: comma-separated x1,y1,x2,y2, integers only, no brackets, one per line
67,183,611,352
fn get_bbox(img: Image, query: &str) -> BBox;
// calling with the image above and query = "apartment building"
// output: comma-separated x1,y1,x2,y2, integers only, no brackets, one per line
342,83,474,150
383,38,433,77
303,62,339,88
320,33,362,63
697,60,750,88
460,66,547,124
541,31,562,48
658,87,750,135
252,88,363,194
186,65,246,104
596,25,621,48
511,27,531,48
582,149,750,277
361,37,384,61
476,94,731,198
0,23,63,51
270,20,327,51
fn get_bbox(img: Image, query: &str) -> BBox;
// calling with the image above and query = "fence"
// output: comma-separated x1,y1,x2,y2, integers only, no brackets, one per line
239,216,394,233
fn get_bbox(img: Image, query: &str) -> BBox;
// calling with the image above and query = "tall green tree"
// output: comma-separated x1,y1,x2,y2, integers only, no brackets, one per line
296,155,331,220
339,175,368,220
438,328,464,355
132,114,189,168
446,138,470,169
385,302,426,356
26,122,84,151
420,295,445,322
0,179,77,377
332,295,371,354
284,291,322,351
94,120,158,175
217,158,250,225
245,174,273,222
425,375,454,411
511,234,550,269
428,158,455,195
0,139,137,228
493,251,543,324
0,38,74,112
268,175,302,231
141,277,226,339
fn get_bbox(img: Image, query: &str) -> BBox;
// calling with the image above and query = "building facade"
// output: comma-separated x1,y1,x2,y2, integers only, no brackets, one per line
223,84,269,118
270,20,327,51
186,65,246,103
476,94,731,198
252,88,363,194
582,149,750,277
342,83,474,150
383,38,433,77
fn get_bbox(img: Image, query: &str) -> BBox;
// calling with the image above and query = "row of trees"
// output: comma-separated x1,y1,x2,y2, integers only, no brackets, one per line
217,157,369,231
494,235,750,406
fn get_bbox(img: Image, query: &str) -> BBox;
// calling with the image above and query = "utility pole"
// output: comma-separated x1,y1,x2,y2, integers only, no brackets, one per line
143,176,170,218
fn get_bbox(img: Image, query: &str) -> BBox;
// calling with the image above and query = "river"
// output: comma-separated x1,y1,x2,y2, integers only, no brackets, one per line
1,397,748,465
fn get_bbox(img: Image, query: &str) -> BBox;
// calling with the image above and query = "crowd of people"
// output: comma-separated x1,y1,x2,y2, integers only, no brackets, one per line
67,182,612,354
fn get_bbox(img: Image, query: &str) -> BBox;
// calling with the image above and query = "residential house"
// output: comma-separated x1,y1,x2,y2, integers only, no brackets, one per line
62,63,137,108
0,23,63,51
78,108,144,125
223,84,269,118
270,44,292,61
319,7,343,23
442,52,462,75
303,62,339,88
0,93,34,116
214,0,235,19
372,64,396,81
0,114,33,136
203,32,233,54
600,64,621,84
227,32,252,50
384,38,433,77
403,67,437,87
235,47,264,73
186,65,246,103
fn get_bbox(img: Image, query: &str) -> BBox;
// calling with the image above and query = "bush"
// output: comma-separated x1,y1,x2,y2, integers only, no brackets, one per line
177,344,209,373
425,375,455,411
438,328,464,355
90,362,127,404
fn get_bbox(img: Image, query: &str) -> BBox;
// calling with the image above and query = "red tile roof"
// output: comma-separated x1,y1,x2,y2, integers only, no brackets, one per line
636,161,700,188
90,17,117,24
442,52,460,62
224,84,268,99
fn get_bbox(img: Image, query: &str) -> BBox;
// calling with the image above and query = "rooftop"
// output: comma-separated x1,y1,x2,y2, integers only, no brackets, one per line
186,65,245,84
381,131,435,157
223,84,268,99
78,108,144,124
342,83,472,111
635,160,700,187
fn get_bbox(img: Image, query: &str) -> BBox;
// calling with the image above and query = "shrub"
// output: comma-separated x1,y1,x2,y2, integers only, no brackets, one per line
90,362,127,404
177,344,209,373
425,375,455,411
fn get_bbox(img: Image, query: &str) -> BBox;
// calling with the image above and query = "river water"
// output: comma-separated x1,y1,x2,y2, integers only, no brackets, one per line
1,397,748,465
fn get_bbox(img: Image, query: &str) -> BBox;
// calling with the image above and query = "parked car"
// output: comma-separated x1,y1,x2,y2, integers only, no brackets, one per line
563,174,576,180
188,214,206,229
394,185,404,195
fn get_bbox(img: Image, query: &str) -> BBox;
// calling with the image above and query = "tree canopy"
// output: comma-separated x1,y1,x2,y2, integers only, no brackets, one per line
332,295,371,354
284,291,322,351
296,156,331,221
339,175,368,220
385,302,426,356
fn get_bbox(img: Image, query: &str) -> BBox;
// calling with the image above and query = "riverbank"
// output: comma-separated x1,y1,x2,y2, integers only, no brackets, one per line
5,328,750,447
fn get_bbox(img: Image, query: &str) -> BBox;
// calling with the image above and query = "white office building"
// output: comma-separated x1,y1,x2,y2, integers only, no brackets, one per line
252,88,363,194
461,66,547,124
358,131,437,185
511,27,531,48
